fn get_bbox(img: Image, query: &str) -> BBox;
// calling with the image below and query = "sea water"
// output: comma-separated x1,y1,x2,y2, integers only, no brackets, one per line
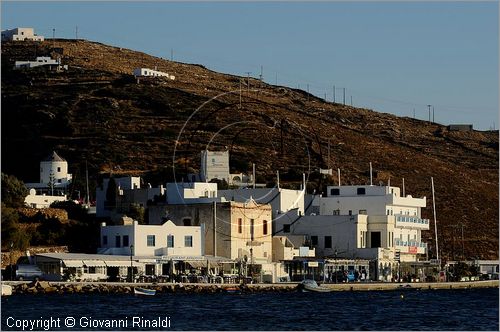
1,288,498,330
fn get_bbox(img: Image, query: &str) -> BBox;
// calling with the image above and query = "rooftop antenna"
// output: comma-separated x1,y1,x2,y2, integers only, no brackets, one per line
431,177,439,262
337,168,341,186
85,160,90,206
302,173,306,192
388,177,391,188
252,163,256,189
369,162,373,186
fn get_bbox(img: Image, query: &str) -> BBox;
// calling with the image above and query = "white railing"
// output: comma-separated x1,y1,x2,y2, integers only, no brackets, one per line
395,215,429,226
394,239,427,248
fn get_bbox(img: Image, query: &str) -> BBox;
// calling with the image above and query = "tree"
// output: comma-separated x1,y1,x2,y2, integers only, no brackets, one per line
105,177,117,210
129,203,145,224
1,204,30,250
1,173,28,208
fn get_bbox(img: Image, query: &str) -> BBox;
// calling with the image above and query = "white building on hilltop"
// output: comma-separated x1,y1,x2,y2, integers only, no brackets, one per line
133,68,175,80
24,151,72,208
1,27,44,42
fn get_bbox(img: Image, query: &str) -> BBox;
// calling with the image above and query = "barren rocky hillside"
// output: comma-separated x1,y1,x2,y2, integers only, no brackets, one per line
1,39,498,260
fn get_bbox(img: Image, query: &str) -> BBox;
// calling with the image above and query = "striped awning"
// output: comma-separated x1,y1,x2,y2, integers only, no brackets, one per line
82,260,107,267
186,261,207,269
62,260,83,268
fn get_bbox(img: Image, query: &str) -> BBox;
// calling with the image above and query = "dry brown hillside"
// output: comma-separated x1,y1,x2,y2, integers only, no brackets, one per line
1,39,498,260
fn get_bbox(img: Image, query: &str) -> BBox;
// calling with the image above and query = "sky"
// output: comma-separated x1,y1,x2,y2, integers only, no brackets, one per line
2,1,498,130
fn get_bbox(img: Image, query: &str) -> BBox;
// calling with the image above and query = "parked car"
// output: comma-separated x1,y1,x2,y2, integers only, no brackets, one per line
15,264,44,281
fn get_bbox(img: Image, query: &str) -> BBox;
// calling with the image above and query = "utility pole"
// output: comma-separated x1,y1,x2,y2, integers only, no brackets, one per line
427,105,432,122
170,49,174,61
413,108,415,119
333,85,336,103
259,65,263,81
343,88,346,105
239,79,242,109
75,26,78,40
350,95,353,106
52,28,55,49
306,84,309,101
327,139,331,169
432,106,435,123
245,72,251,97
324,92,327,101
275,72,278,86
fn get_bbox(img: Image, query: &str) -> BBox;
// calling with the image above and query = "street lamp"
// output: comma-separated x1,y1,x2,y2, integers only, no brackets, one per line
130,244,134,283
10,242,14,281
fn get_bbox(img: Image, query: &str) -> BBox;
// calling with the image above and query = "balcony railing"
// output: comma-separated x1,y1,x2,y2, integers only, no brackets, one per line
394,239,427,248
395,215,429,226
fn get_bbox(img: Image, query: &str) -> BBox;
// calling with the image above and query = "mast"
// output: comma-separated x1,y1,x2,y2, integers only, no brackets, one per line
431,177,439,261
85,160,90,206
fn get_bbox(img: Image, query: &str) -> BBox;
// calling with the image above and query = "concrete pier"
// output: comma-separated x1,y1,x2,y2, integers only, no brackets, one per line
3,280,497,295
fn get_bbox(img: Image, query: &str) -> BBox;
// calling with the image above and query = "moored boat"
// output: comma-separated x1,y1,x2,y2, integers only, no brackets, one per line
2,284,13,296
134,287,156,296
299,279,333,293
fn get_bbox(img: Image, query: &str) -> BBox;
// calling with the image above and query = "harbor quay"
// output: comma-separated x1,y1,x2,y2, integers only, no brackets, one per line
3,280,498,295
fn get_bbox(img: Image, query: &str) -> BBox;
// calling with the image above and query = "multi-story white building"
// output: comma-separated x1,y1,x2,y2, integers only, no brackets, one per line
166,182,220,204
1,27,44,42
319,185,429,261
95,176,165,218
98,219,203,257
24,151,72,208
14,56,67,70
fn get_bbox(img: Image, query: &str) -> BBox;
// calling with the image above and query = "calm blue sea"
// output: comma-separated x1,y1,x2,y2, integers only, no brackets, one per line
2,288,498,331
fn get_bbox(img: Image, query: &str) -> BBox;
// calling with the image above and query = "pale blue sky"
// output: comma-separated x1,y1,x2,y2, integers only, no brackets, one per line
2,1,498,129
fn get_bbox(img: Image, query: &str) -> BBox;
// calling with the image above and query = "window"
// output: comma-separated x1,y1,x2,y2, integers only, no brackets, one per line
184,235,193,247
167,235,174,248
371,232,381,248
387,209,390,216
183,218,191,226
357,188,366,195
89,267,96,274
348,210,352,216
147,235,156,247
122,235,129,247
324,236,332,248
57,167,61,172
283,224,291,233
333,209,340,215
263,220,268,235
311,236,318,246
250,219,255,241
102,236,107,246
58,179,62,183
238,218,242,234
115,235,121,247
330,188,340,196
359,209,367,215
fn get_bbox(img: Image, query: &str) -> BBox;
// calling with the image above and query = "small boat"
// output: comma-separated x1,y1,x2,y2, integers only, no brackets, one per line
134,287,156,296
299,279,333,293
2,284,13,296
224,286,241,294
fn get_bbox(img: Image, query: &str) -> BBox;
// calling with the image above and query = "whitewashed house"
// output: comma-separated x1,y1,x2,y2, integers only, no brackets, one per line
14,56,68,70
24,151,72,208
98,219,203,257
133,68,175,80
1,27,44,42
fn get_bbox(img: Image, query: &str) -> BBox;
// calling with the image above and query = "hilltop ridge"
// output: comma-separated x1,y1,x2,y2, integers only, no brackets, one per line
1,38,498,259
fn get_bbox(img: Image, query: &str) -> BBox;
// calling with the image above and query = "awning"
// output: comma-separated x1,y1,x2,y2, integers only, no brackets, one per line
104,261,142,267
62,260,84,268
186,261,207,269
82,260,107,267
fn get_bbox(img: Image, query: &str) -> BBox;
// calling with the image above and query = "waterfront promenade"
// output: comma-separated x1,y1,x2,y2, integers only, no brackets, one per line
3,280,498,295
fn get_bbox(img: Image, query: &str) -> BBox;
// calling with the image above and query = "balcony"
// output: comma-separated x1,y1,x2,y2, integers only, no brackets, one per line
395,215,430,230
394,239,427,254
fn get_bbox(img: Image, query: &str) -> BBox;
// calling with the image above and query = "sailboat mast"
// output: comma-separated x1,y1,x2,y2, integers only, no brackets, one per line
431,177,439,261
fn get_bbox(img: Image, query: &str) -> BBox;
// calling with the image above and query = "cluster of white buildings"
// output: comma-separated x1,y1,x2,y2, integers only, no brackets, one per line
22,149,436,283
14,56,68,71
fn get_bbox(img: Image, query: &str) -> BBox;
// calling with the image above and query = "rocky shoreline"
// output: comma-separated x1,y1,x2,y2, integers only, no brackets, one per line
3,280,498,295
